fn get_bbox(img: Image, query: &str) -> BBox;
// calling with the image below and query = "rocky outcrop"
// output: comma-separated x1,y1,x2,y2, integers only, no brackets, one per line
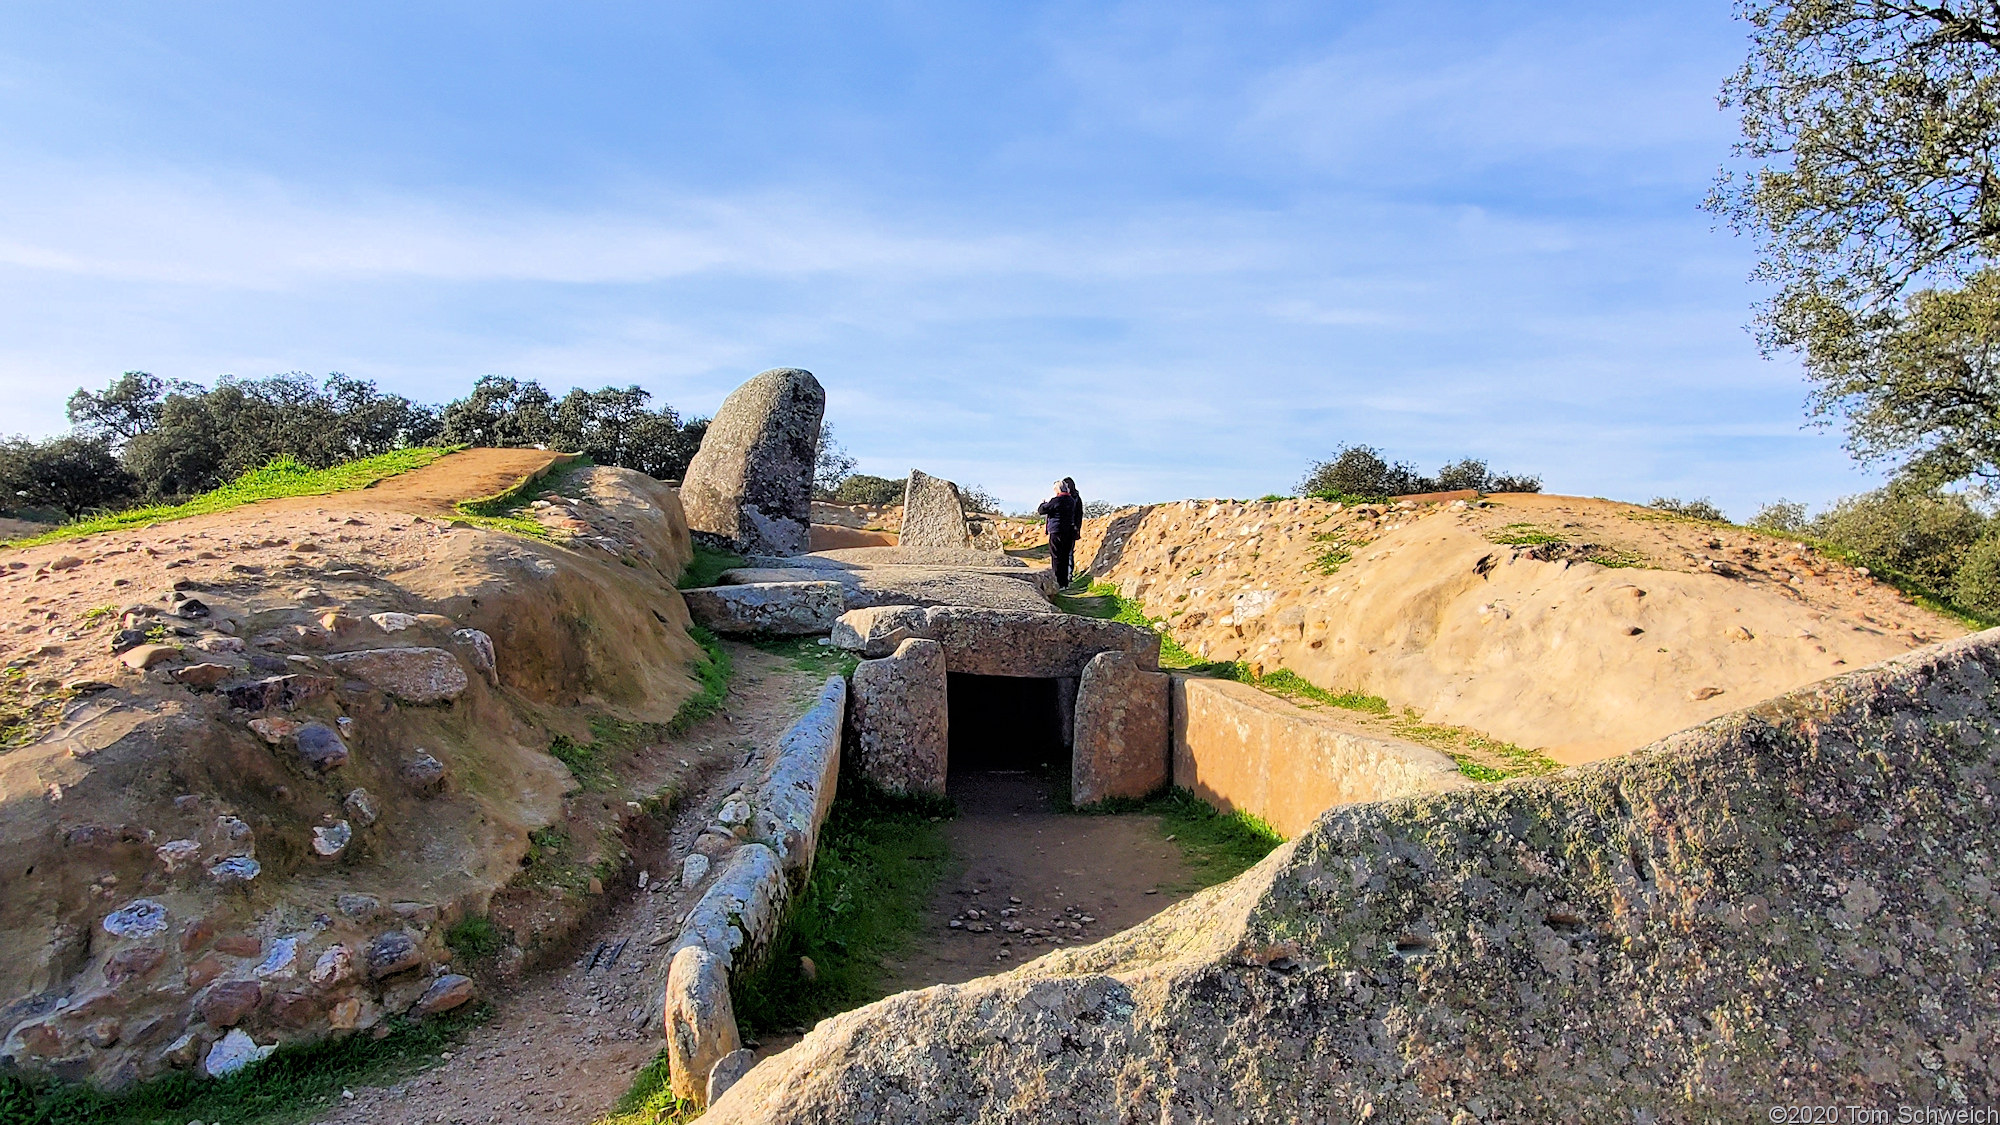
323,647,470,704
680,368,825,555
707,630,2000,1121
1070,651,1169,806
847,639,949,797
681,581,846,636
1172,676,1467,837
898,470,972,548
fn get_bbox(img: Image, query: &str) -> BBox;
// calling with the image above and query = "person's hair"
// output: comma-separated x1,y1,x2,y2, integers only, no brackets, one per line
1061,477,1077,495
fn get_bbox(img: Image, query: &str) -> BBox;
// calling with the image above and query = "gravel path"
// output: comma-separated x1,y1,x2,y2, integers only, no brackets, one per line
312,643,828,1125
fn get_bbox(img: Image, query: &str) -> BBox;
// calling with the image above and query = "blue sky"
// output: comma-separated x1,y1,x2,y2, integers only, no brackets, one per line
0,2,1874,517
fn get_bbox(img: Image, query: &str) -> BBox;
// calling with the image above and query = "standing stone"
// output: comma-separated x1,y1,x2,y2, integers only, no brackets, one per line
665,946,741,1107
681,368,825,556
1072,650,1170,805
899,470,972,548
846,638,949,797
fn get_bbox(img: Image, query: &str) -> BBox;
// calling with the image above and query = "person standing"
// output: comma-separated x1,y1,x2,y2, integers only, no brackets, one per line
1037,477,1085,588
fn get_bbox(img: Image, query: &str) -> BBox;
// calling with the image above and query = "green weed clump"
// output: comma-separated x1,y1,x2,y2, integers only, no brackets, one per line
600,1054,700,1125
0,1005,489,1125
445,915,503,961
750,634,859,678
678,542,745,589
451,455,597,540
1486,523,1565,546
2,448,453,548
728,777,955,1040
1080,788,1284,888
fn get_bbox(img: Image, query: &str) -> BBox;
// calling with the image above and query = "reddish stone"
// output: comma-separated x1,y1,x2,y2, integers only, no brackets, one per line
184,955,224,989
179,917,217,953
104,946,164,985
213,934,261,957
195,980,261,1028
16,1022,63,1058
267,990,323,1029
413,974,476,1016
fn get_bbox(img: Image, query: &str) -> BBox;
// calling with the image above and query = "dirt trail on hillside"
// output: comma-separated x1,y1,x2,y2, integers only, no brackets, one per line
312,643,829,1125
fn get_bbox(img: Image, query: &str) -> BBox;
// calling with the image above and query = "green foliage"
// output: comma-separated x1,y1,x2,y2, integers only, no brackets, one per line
0,1005,489,1125
1952,533,2000,616
813,421,859,498
828,473,905,506
1257,493,1290,502
438,376,707,482
1750,499,1810,533
69,371,442,503
678,542,745,589
78,604,117,627
1386,709,1562,781
602,1053,700,1125
1810,484,1988,592
1711,5,2000,488
451,456,597,541
547,732,607,788
0,434,136,519
445,915,503,961
1648,496,1728,522
1299,445,1540,500
3,448,450,548
672,625,734,733
1310,543,1351,574
730,777,955,1040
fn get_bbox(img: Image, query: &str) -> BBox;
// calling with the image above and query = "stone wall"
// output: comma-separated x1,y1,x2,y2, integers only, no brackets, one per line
658,674,846,1106
1171,676,1467,837
706,629,2000,1120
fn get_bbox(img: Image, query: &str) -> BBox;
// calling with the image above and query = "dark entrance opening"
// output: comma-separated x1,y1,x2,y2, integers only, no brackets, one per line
946,673,1065,775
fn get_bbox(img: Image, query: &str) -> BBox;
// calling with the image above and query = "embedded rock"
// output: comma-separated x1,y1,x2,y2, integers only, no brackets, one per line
679,368,825,555
194,980,261,1028
414,974,476,1016
847,638,948,797
829,605,932,658
365,931,423,979
664,946,741,1106
400,753,447,795
167,663,232,689
120,644,182,671
705,631,2000,1122
292,722,349,772
202,1028,273,1077
311,821,352,857
343,788,378,827
1070,650,1170,805
323,647,468,704
898,469,972,549
101,900,169,939
919,606,1160,678
681,582,844,636
226,673,334,712
707,1048,759,1105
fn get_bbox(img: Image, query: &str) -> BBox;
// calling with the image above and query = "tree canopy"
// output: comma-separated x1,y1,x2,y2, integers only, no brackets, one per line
1297,445,1541,500
1711,0,2000,486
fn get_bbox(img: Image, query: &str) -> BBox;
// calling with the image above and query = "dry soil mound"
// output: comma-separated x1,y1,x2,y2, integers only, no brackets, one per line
0,450,708,1087
709,628,2000,1121
1078,492,1963,763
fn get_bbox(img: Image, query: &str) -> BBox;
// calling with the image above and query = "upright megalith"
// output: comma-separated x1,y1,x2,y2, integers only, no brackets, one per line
1071,650,1169,805
899,469,972,548
681,368,825,555
847,637,949,796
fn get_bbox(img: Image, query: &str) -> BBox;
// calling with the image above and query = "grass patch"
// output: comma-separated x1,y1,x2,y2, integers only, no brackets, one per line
1305,489,1389,505
1485,522,1565,546
0,1004,489,1125
1,448,453,549
672,625,734,731
728,777,955,1041
452,455,596,540
749,634,859,679
599,1054,700,1125
1741,524,2000,631
541,627,733,790
1,668,73,753
678,542,745,589
1080,788,1283,888
445,914,504,962
1387,709,1561,780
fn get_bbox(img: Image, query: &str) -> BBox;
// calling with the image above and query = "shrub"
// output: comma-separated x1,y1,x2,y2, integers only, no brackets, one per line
1648,496,1728,522
1751,499,1810,533
831,474,904,506
1809,484,1988,592
1299,445,1541,499
1953,535,2000,617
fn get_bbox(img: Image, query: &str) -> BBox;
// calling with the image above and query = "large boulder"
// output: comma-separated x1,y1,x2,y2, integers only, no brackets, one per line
680,368,825,555
847,638,949,797
898,470,972,548
704,630,2000,1122
1070,650,1169,805
323,648,469,704
681,582,845,636
664,946,741,1107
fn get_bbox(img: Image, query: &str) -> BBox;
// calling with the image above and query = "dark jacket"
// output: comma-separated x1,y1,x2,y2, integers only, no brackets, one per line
1038,492,1083,542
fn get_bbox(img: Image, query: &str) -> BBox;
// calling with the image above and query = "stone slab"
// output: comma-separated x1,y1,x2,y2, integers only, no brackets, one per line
681,582,845,636
847,639,948,797
679,368,824,555
898,470,972,548
918,606,1160,678
1072,651,1170,805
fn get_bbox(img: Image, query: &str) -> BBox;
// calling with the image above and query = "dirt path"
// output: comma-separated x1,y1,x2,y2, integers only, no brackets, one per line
312,643,829,1125
881,771,1196,993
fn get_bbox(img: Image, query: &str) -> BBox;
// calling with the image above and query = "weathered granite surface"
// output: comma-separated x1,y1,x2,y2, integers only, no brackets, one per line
679,368,824,555
899,470,972,548
708,630,2000,1122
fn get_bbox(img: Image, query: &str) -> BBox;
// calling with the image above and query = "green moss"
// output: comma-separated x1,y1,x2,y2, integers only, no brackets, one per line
1080,787,1284,888
729,777,956,1040
444,915,503,961
2,448,455,549
0,1004,490,1125
678,542,745,589
1388,709,1562,779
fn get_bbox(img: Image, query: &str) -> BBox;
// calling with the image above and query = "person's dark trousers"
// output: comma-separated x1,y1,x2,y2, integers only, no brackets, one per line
1051,537,1076,587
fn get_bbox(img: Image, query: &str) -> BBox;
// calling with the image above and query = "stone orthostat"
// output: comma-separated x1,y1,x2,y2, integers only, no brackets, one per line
679,368,825,556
